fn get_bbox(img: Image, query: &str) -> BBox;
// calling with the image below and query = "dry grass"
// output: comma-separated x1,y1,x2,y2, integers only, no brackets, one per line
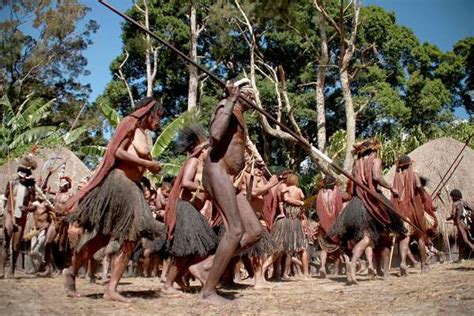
1,260,473,315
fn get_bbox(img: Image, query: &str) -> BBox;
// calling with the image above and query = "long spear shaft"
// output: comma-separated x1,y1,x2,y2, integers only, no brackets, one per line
432,155,464,202
431,135,472,198
98,0,421,232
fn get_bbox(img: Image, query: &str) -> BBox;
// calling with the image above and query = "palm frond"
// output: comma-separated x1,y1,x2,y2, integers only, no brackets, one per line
1,94,15,124
64,126,88,145
9,126,57,149
99,101,121,128
151,110,196,158
80,145,107,158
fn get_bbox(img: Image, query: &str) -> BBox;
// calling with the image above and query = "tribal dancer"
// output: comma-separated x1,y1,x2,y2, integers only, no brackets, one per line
392,155,429,275
63,97,165,302
188,80,262,304
240,159,279,288
2,156,37,278
448,189,474,261
163,124,218,294
330,139,405,284
316,175,350,278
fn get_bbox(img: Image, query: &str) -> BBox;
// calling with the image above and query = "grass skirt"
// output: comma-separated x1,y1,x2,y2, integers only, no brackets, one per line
166,200,218,258
241,225,275,257
69,169,164,242
271,217,307,253
329,197,379,243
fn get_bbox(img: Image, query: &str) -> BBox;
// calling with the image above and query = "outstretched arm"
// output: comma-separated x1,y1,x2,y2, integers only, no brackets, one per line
252,176,279,197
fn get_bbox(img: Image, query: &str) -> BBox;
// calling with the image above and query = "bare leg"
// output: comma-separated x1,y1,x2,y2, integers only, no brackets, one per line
365,246,375,277
301,249,310,279
381,247,391,279
63,233,108,297
262,252,281,278
348,235,371,285
399,236,410,276
199,170,261,305
417,237,429,273
101,254,111,285
104,241,134,302
160,258,171,283
283,253,292,279
407,247,419,267
163,258,189,294
319,249,327,278
9,224,24,277
142,248,152,277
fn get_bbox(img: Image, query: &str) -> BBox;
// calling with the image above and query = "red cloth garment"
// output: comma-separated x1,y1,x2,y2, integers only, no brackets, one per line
165,145,207,239
391,165,426,234
262,186,279,230
316,185,343,237
65,101,157,213
352,154,392,226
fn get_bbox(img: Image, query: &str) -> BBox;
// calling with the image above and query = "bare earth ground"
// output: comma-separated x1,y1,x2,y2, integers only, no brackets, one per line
0,260,473,315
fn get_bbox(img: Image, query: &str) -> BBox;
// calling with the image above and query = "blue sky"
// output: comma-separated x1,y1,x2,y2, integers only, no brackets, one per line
3,1,474,110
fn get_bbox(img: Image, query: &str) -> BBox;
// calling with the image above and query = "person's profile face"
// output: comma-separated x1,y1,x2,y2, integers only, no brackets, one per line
148,110,161,131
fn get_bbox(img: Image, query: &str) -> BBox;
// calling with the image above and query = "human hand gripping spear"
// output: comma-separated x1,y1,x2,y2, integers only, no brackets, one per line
98,0,422,233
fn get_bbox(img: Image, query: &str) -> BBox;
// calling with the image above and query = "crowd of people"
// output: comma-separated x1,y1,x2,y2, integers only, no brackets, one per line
1,80,473,305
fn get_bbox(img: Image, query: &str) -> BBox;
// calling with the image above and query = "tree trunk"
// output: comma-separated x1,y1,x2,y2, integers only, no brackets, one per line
340,68,356,171
187,0,199,110
316,12,328,152
143,1,153,97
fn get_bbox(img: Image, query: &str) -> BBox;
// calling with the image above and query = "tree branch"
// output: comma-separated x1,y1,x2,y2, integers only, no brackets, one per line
114,50,135,108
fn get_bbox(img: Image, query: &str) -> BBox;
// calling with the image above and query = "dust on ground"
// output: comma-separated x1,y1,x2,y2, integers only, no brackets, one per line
0,260,473,315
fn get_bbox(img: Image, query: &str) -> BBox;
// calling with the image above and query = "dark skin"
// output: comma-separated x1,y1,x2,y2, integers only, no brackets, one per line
188,84,262,305
63,105,162,302
163,146,209,294
347,150,398,285
2,174,36,277
395,166,428,276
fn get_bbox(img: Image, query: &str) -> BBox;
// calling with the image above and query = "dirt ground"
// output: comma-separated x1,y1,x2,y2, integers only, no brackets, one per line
0,260,473,315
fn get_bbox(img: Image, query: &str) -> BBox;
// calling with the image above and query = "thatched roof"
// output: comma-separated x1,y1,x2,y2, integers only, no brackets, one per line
0,147,91,194
385,137,474,238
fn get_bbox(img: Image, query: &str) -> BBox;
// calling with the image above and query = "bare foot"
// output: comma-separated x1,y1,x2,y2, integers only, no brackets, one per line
103,289,131,303
162,285,182,295
421,265,430,274
189,263,208,286
346,274,358,285
63,269,80,298
100,279,110,285
200,292,232,305
400,264,408,277
367,267,376,278
319,268,327,279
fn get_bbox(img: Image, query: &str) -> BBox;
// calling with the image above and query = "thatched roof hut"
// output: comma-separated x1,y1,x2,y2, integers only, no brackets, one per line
0,147,91,194
384,137,474,239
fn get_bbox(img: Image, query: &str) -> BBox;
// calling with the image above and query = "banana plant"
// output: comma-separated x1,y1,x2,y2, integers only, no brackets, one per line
0,95,86,164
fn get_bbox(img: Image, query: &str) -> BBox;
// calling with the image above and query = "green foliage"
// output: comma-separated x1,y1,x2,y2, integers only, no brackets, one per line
0,95,87,164
151,110,196,158
99,101,121,129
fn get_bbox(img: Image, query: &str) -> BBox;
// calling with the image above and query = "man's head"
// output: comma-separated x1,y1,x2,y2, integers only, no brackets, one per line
17,155,37,178
323,174,337,190
135,97,163,131
233,78,256,112
396,155,412,170
450,189,462,201
176,124,208,154
352,138,381,157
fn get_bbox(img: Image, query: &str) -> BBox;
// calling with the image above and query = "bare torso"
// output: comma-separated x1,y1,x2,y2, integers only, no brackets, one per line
116,128,153,182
